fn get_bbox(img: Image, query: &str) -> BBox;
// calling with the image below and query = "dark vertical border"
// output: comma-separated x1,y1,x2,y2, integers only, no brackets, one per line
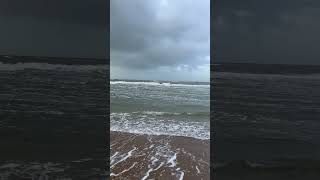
210,0,216,178
106,0,111,177
0,0,109,178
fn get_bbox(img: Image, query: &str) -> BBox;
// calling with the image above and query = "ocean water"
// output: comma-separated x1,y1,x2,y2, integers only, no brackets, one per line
110,80,210,139
213,64,320,169
0,64,107,179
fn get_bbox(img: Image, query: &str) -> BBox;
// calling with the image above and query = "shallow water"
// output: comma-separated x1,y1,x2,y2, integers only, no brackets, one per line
111,80,210,139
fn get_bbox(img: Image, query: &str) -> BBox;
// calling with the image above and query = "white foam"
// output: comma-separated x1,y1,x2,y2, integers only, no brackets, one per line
179,171,185,180
111,112,210,139
131,138,183,180
111,152,119,159
154,162,164,171
111,147,136,168
196,166,201,174
134,111,182,116
167,153,177,167
110,152,119,165
141,168,153,180
110,162,137,177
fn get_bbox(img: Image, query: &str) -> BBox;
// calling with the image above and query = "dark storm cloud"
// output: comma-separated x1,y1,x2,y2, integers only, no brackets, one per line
0,0,108,58
0,0,107,27
214,0,320,65
110,0,210,70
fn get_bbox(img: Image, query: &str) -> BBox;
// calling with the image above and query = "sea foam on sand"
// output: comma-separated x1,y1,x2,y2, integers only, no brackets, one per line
110,131,210,180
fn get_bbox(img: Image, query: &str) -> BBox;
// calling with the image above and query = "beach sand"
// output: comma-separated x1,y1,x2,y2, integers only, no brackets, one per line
110,131,210,180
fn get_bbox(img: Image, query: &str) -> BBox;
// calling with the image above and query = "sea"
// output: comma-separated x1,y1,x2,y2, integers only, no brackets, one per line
0,63,108,179
212,63,320,174
110,80,210,139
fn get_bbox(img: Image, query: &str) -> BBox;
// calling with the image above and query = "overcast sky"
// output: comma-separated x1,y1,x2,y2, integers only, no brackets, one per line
0,0,108,59
110,0,210,82
214,0,320,65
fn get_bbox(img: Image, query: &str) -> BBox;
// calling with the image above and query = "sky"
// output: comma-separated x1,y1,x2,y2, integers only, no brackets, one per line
0,0,108,59
214,0,320,65
110,0,210,82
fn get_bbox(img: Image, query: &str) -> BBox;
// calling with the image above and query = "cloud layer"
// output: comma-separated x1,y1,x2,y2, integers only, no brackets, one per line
214,0,320,65
0,0,108,58
111,0,210,81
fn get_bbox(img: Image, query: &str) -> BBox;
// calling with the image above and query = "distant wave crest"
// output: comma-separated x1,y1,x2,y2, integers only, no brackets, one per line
110,80,209,87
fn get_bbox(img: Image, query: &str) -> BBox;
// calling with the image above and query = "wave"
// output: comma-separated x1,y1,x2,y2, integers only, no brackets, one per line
214,71,320,80
110,112,210,139
110,80,209,87
133,111,209,117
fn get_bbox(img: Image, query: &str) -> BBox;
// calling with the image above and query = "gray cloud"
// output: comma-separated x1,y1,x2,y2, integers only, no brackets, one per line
0,0,107,27
214,0,320,64
110,0,210,81
0,0,108,58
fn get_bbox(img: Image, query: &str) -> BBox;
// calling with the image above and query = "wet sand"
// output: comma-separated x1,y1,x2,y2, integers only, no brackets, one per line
110,131,210,180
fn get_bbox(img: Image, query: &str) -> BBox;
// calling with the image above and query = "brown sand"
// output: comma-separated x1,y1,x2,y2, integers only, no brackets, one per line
110,131,210,180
